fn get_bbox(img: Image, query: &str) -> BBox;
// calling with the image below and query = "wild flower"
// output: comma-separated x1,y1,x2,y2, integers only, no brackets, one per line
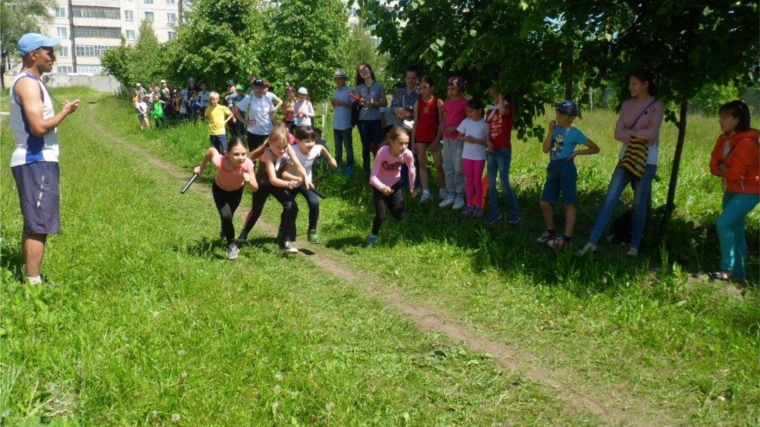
171,413,181,422
325,402,334,412
273,385,282,394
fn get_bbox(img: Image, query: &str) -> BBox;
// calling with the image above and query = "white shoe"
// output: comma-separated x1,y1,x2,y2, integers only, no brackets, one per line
452,198,465,210
438,196,455,208
420,191,432,203
627,247,639,256
578,242,597,255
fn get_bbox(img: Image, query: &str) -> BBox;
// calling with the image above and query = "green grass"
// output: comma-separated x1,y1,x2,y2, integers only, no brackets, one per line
2,88,759,426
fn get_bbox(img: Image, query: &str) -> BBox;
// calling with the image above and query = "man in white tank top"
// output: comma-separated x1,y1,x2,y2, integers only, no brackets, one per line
10,33,79,285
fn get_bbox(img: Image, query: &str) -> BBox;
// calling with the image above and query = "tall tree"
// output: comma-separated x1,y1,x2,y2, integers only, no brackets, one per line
259,0,350,102
164,0,263,89
130,20,166,87
0,0,56,89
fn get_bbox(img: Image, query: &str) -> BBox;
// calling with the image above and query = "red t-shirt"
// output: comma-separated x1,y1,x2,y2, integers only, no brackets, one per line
415,96,439,142
486,102,514,150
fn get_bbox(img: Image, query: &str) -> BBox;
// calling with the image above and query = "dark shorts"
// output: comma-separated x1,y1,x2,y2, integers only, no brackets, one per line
247,132,268,150
541,160,578,205
12,162,61,235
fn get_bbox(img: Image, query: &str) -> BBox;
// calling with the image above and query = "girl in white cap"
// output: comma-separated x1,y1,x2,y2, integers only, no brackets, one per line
294,87,314,127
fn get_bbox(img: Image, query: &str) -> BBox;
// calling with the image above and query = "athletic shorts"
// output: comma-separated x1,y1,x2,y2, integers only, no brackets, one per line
12,162,61,234
540,160,578,205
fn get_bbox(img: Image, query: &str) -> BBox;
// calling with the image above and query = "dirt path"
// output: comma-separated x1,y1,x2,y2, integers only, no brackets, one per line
89,104,676,427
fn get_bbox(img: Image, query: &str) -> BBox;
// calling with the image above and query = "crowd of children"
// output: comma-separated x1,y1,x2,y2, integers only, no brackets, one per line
181,66,757,284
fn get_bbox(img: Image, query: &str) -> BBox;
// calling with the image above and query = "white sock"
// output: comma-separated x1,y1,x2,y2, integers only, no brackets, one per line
28,275,42,285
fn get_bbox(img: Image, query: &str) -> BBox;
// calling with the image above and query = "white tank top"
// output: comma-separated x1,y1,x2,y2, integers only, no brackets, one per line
10,71,59,167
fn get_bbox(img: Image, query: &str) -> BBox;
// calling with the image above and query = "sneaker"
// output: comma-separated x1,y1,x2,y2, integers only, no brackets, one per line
627,247,639,257
506,213,521,224
366,234,378,247
439,196,455,208
578,242,597,255
462,205,474,216
308,231,322,244
419,191,432,203
344,166,353,175
472,207,484,218
547,237,571,248
536,230,556,243
484,212,502,225
237,233,248,245
227,243,240,260
280,241,298,254
452,198,465,210
439,189,448,200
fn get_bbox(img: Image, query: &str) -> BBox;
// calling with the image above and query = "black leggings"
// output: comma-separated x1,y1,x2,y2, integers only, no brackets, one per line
240,185,298,242
212,182,244,245
372,184,405,235
294,184,320,232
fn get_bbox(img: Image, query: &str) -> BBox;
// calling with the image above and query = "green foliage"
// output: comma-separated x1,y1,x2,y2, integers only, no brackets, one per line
0,0,56,86
259,0,350,101
100,38,132,88
689,81,741,115
344,23,389,86
100,22,167,90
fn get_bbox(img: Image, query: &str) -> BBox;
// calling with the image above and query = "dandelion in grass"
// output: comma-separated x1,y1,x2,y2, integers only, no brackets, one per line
153,311,160,318
275,373,283,382
181,371,188,380
171,413,181,422
325,402,334,412
151,410,159,419
178,349,186,356
272,401,280,410
273,385,282,394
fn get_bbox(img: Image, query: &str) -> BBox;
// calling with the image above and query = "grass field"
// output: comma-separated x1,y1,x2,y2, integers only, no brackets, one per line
1,87,758,426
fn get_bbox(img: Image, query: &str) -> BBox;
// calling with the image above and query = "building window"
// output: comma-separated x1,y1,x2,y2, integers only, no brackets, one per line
75,26,121,38
78,65,104,75
56,27,68,38
144,0,153,3
125,10,133,21
55,47,69,57
75,45,114,57
168,31,176,40
56,7,66,18
145,12,154,22
72,6,120,19
57,66,73,74
166,13,177,23
351,7,358,17
125,30,136,40
166,0,175,4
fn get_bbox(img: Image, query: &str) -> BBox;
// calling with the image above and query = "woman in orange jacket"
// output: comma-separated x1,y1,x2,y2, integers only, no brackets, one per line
708,100,759,281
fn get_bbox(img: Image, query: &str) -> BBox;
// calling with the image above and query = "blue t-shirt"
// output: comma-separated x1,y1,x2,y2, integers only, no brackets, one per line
549,126,588,160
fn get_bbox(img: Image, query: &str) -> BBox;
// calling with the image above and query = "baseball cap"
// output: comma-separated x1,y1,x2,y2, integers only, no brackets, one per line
160,79,166,83
252,79,265,87
297,87,308,95
333,68,348,78
18,33,61,57
555,100,579,116
235,84,245,91
227,80,235,87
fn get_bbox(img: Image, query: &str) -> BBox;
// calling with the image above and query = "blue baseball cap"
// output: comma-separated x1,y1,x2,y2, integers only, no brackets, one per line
555,100,579,116
18,33,61,57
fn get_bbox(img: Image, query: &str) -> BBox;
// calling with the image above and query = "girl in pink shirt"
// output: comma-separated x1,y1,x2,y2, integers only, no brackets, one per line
367,126,417,247
194,137,258,259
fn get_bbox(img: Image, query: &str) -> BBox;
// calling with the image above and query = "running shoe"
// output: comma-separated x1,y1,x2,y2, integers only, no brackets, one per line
439,195,455,208
462,205,474,216
506,213,521,224
484,212,502,225
419,191,432,203
452,198,465,210
366,234,378,247
472,207,484,218
536,230,556,243
227,243,240,260
280,241,298,254
547,237,571,248
308,231,322,244
578,242,597,255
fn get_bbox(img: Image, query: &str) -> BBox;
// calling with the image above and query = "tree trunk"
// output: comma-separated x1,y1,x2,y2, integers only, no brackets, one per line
659,100,688,237
0,50,5,90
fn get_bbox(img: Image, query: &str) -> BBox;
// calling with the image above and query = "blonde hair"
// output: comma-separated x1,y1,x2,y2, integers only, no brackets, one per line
209,91,220,101
268,127,290,148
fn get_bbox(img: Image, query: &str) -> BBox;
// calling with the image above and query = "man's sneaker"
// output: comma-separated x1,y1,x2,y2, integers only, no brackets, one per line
236,233,248,245
506,213,521,224
627,247,639,257
439,189,448,200
227,243,240,260
308,231,322,244
484,212,502,225
547,237,571,248
472,207,484,218
280,241,298,254
536,230,556,243
366,234,378,247
439,196,455,208
419,191,432,203
578,242,597,255
452,198,465,210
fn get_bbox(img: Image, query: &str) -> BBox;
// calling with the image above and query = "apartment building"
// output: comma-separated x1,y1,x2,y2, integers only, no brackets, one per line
44,0,184,75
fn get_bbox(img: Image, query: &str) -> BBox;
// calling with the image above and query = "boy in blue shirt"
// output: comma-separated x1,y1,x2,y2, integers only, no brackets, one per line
537,100,600,248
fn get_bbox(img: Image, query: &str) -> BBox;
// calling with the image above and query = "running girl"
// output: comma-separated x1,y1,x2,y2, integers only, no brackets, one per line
457,98,488,217
193,137,258,260
411,75,445,203
287,126,338,244
238,127,312,254
366,126,417,247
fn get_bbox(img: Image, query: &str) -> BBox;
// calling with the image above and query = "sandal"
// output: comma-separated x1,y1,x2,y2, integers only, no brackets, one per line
709,271,732,281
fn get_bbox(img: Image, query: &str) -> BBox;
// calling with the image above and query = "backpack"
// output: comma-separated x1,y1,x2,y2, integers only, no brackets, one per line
350,101,361,128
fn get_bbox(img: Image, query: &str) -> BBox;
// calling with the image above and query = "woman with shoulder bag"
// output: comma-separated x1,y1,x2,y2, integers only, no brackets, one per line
580,69,664,257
